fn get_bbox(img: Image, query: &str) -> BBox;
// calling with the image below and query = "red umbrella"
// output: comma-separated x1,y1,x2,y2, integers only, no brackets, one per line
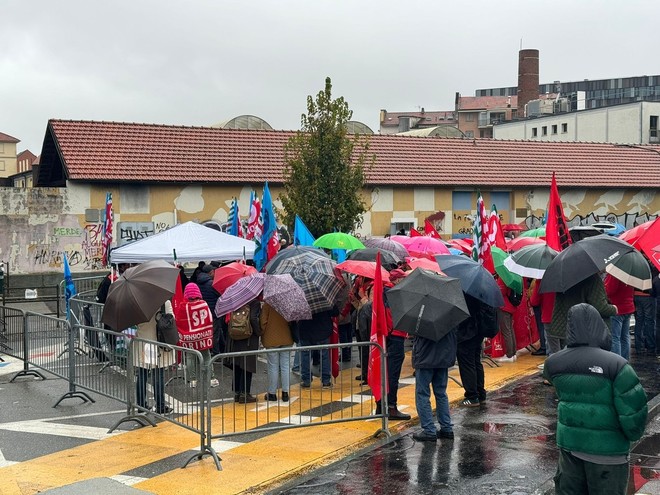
507,236,546,252
619,219,656,246
502,224,526,232
406,236,451,259
405,257,445,274
212,261,258,294
446,238,473,255
336,260,391,281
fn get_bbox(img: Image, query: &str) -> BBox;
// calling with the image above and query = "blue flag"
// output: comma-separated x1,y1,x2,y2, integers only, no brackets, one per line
294,215,316,246
229,198,241,237
254,182,277,271
63,253,76,314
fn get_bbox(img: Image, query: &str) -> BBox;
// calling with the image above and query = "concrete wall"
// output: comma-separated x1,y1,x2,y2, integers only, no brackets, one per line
1,183,659,275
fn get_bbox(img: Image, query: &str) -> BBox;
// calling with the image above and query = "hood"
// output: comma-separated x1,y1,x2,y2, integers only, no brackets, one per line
565,303,611,349
195,272,212,284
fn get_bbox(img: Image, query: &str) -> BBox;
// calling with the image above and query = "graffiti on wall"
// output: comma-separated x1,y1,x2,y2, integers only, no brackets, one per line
117,222,155,246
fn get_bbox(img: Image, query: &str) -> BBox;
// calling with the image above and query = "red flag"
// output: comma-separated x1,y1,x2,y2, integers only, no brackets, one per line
472,192,495,273
101,192,113,266
330,317,340,378
409,227,422,237
246,191,262,241
488,205,508,250
424,219,441,239
367,252,388,402
546,173,572,252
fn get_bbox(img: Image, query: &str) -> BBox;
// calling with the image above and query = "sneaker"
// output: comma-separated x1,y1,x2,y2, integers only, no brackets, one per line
156,406,174,415
189,380,197,388
355,375,365,381
322,382,332,389
437,430,454,440
281,392,289,402
494,355,517,363
531,349,547,356
210,378,220,388
264,393,278,401
301,382,311,388
460,398,480,407
413,430,437,442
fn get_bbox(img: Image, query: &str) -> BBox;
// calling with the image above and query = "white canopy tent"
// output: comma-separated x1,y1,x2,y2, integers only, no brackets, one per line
109,221,255,264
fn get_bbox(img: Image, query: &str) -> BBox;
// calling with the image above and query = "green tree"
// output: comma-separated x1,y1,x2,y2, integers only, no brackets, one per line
281,77,372,238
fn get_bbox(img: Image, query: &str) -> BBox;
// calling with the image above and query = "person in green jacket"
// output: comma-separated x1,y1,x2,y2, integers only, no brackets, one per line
544,303,647,495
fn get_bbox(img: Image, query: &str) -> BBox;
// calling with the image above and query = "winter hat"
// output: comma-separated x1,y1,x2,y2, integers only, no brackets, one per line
201,264,214,273
184,282,202,300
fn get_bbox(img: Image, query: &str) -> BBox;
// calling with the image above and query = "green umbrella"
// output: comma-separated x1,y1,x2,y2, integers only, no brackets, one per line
491,247,523,294
519,227,546,238
313,232,365,250
604,249,652,290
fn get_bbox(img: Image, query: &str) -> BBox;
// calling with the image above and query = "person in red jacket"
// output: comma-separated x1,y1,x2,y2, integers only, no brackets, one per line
604,274,635,360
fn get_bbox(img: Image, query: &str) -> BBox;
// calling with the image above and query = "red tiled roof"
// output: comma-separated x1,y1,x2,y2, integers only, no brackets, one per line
380,110,457,127
0,132,20,143
44,119,660,188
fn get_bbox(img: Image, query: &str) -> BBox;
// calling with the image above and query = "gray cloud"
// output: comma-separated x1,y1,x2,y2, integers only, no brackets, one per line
1,0,657,153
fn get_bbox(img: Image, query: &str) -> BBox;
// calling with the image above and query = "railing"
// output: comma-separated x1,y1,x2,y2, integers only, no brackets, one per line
1,301,391,471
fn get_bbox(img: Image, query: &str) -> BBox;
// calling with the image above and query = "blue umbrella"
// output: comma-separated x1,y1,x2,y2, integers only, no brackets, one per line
434,255,504,308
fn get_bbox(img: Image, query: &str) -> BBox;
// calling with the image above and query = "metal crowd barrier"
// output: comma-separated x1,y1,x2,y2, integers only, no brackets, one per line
2,302,392,471
58,275,106,317
198,341,390,470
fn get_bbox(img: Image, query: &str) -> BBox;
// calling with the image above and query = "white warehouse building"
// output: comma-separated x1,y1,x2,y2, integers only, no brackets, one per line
493,100,660,145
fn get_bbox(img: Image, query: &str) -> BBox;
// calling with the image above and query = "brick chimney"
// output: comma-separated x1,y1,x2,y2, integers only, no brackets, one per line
517,49,539,117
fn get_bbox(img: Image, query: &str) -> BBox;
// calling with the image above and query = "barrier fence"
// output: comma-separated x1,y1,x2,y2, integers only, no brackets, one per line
1,300,391,471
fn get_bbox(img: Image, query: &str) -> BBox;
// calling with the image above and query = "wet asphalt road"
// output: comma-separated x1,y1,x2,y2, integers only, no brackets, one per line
276,353,660,495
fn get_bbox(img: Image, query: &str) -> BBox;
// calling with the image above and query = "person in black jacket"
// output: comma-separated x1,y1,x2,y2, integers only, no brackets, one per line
298,307,339,388
456,294,497,407
412,326,458,442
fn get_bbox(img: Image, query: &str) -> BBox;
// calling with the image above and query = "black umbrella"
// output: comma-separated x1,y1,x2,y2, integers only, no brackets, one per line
540,234,636,293
385,268,470,341
569,225,602,242
435,255,504,308
347,248,401,271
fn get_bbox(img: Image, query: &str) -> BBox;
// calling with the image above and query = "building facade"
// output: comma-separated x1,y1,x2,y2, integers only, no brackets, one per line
493,101,660,144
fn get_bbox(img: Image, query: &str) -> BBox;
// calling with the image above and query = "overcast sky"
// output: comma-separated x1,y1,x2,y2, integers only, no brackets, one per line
2,0,658,154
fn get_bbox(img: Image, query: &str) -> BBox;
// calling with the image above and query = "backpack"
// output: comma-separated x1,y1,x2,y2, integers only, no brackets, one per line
228,304,253,340
155,305,179,345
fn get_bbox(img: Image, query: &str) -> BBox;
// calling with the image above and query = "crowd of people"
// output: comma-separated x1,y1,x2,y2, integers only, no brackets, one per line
98,235,658,495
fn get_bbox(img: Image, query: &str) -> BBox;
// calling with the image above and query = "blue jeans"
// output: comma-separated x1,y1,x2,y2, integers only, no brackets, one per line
610,314,631,360
300,337,331,385
634,296,657,352
415,367,452,436
267,346,291,394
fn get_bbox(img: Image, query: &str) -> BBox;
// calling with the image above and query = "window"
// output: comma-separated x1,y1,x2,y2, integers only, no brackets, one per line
542,126,548,136
531,128,538,138
552,124,558,135
562,123,568,133
465,131,474,138
650,115,659,138
465,113,474,122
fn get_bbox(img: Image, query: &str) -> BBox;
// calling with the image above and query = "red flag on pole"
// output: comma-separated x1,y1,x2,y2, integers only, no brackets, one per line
545,173,572,252
488,205,508,250
101,192,113,266
367,252,388,402
409,227,422,237
424,219,441,239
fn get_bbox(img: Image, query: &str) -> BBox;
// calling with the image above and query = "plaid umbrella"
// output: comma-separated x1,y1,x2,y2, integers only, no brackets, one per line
214,273,265,317
266,245,329,273
363,238,409,258
266,250,345,314
263,274,312,321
